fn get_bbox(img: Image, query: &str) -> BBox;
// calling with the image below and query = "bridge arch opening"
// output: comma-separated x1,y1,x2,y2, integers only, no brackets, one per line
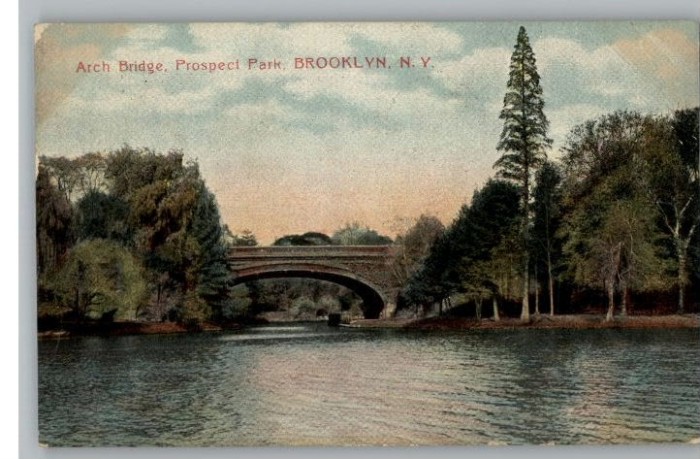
231,263,387,319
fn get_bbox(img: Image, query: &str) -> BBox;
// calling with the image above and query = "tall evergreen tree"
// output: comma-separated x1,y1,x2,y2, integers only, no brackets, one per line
192,187,233,321
494,26,552,321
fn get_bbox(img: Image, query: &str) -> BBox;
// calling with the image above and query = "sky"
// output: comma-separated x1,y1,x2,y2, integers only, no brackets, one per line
35,22,700,245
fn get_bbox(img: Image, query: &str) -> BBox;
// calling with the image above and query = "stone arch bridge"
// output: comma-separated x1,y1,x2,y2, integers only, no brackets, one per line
228,245,397,319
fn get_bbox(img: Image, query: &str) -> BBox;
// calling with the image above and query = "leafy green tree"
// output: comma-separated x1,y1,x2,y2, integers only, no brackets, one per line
75,190,131,243
39,156,82,202
225,227,258,247
103,146,232,324
494,26,552,321
454,180,522,319
104,145,185,200
38,146,236,327
404,180,520,316
76,152,107,194
671,108,700,180
332,222,392,245
564,197,667,320
561,111,671,320
532,161,564,316
403,207,471,313
180,291,211,328
36,164,74,276
482,223,523,320
128,163,199,287
52,239,148,321
274,232,333,246
392,214,445,287
640,108,699,312
40,153,107,201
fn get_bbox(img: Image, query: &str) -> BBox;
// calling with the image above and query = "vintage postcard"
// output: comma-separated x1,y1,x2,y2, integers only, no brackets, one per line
35,22,699,447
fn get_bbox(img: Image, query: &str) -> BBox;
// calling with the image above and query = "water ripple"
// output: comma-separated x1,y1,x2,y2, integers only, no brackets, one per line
39,325,700,446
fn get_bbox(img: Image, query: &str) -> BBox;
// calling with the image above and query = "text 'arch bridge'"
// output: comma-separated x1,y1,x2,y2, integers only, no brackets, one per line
228,245,397,319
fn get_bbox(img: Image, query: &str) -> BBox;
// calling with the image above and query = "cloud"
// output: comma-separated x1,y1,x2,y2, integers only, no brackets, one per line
612,28,699,107
35,24,132,126
535,31,699,114
35,23,700,243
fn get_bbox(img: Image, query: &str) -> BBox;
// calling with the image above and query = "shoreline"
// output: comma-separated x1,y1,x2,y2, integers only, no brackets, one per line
347,314,700,330
37,313,700,339
37,321,243,340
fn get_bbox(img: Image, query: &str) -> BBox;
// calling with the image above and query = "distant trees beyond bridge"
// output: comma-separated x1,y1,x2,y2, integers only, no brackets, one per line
228,245,397,319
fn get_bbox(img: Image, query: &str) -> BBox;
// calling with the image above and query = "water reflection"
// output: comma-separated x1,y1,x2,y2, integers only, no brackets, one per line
39,325,700,446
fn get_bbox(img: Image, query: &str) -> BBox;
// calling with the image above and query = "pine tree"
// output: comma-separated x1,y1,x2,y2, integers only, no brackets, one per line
494,26,552,321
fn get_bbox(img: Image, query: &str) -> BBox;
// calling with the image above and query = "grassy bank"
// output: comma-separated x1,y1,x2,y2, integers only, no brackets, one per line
38,314,700,339
346,314,700,330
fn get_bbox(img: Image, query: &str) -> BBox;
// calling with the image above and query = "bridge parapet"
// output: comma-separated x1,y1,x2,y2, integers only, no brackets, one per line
229,245,394,260
228,245,398,318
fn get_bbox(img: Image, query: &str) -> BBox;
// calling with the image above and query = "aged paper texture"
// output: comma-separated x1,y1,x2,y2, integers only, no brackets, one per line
35,22,700,447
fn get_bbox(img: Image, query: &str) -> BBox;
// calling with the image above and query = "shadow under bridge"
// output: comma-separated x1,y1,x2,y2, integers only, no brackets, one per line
228,246,397,319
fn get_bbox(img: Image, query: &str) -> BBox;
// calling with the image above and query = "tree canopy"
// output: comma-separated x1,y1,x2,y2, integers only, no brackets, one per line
37,146,234,326
331,222,392,245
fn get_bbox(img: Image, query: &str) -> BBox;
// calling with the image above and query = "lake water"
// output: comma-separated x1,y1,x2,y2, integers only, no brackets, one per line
38,323,700,446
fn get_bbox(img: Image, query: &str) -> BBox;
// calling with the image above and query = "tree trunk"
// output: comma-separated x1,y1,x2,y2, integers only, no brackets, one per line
620,281,628,317
678,249,687,314
605,277,615,322
534,264,540,316
476,298,482,322
547,251,555,316
521,254,530,321
74,286,80,319
492,296,500,321
521,141,531,322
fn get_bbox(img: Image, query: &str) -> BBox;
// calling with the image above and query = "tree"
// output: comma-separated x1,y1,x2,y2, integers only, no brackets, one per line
483,223,523,320
38,146,236,326
403,224,457,315
640,108,699,312
274,232,333,246
76,152,107,194
191,187,233,322
52,239,148,321
332,222,392,245
532,161,563,316
104,145,184,200
225,227,258,247
103,146,231,324
392,214,445,287
403,180,520,317
494,26,552,321
564,197,667,320
75,190,131,243
39,156,82,202
560,111,671,320
456,180,522,319
36,164,74,275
